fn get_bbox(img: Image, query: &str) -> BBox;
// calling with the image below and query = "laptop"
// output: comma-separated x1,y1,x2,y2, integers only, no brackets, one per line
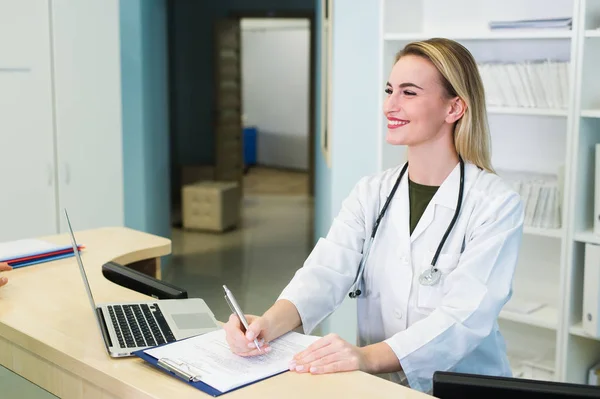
64,209,220,358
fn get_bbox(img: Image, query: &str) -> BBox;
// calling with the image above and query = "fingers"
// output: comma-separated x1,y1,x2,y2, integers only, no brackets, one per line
292,341,337,369
290,334,360,375
223,313,270,356
245,317,264,341
223,313,249,353
293,334,334,362
0,263,11,287
309,360,355,375
0,263,12,272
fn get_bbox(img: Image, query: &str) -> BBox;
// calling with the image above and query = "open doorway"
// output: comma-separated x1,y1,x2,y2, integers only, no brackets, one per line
164,5,318,321
239,17,313,198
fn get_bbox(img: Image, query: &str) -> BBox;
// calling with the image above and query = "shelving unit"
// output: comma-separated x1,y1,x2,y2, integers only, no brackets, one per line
581,109,600,117
524,226,564,238
384,30,574,41
377,0,600,386
574,229,600,244
488,107,568,116
500,305,559,330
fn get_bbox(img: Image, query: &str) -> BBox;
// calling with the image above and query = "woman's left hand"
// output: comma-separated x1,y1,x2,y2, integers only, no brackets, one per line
289,333,368,375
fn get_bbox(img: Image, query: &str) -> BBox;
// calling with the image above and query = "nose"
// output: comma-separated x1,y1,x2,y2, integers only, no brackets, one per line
383,92,401,116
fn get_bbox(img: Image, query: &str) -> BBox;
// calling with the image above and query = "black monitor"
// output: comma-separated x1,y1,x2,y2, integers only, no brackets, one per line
433,371,600,399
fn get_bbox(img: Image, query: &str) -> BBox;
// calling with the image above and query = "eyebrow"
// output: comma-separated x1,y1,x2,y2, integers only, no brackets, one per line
386,81,424,90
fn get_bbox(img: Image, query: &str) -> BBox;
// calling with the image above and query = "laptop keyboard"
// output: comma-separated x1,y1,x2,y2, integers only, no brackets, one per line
107,304,176,349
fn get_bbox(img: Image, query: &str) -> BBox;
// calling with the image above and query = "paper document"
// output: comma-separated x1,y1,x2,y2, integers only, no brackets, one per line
144,328,320,393
0,239,67,262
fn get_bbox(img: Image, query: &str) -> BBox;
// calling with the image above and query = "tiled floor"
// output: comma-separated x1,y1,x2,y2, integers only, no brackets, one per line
163,168,314,324
0,365,57,399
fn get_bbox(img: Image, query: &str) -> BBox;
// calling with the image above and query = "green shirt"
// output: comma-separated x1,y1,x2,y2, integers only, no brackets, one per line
409,179,440,235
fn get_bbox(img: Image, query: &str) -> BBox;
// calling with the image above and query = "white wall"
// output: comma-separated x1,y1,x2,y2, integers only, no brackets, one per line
241,18,310,171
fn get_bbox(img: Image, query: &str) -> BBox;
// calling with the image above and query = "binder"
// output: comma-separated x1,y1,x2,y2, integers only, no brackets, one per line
134,345,288,397
4,246,84,268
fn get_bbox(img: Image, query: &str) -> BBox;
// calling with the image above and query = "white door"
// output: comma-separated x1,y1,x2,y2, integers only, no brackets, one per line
50,0,124,232
0,0,58,241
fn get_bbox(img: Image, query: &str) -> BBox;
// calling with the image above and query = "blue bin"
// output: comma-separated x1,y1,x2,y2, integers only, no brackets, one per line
243,127,257,167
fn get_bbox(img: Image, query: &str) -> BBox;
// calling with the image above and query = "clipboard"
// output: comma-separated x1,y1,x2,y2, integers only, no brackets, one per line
134,348,222,396
133,341,289,397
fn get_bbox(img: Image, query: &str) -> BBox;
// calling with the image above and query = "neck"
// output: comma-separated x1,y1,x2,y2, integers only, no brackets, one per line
407,136,459,186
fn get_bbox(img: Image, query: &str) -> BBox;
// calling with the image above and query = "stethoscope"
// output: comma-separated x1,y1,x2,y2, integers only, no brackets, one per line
349,156,465,298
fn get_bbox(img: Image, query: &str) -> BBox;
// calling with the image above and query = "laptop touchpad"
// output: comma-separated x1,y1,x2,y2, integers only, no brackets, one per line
171,313,217,330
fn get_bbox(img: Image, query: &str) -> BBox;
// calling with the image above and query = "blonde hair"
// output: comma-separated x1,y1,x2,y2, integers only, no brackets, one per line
395,38,494,173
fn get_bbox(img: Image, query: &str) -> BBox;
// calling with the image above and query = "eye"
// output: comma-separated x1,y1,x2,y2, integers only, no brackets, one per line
403,90,416,96
385,87,393,95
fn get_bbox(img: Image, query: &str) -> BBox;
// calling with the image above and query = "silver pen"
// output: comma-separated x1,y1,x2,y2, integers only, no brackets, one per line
223,285,262,352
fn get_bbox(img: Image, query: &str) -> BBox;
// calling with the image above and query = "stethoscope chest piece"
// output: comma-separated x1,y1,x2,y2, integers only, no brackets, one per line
418,267,442,286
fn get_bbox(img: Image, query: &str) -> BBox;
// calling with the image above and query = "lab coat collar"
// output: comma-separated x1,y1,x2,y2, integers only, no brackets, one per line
407,161,479,243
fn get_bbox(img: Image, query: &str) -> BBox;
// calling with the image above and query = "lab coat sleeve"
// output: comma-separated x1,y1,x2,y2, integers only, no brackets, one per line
277,177,370,334
383,189,524,392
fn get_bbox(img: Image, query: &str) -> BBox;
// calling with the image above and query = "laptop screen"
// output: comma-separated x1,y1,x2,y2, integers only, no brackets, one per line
64,209,98,312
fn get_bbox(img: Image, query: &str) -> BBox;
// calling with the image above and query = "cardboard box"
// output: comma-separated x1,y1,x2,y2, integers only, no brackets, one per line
182,181,240,232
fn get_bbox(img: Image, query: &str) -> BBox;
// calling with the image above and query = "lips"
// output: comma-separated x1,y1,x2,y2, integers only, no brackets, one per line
387,117,409,129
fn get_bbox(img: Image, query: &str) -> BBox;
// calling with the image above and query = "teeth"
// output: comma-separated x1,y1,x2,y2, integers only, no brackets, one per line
389,120,408,126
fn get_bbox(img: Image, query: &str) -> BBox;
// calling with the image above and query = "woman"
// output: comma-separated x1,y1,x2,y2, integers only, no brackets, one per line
223,38,524,393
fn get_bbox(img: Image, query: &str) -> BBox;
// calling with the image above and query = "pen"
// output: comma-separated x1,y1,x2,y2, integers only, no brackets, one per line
223,285,262,353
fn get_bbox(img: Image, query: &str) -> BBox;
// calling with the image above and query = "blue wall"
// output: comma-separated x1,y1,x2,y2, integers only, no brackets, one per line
319,0,380,342
120,0,171,241
313,0,332,242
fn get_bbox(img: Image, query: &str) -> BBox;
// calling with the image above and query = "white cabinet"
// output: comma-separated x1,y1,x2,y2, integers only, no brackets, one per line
0,0,57,241
0,0,123,241
51,0,124,233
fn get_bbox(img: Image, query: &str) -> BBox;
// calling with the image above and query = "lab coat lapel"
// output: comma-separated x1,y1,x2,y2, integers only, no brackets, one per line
390,173,412,256
409,162,461,243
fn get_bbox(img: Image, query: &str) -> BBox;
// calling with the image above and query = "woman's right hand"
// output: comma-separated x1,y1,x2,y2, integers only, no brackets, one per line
223,313,272,356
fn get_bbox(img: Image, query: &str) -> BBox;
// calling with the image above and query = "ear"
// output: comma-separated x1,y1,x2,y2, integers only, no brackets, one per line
445,97,466,124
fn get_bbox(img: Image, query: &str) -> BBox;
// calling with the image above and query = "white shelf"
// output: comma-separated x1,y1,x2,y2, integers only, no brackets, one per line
384,30,573,41
574,230,600,245
523,226,563,238
570,322,600,340
487,107,568,117
499,306,559,330
581,109,600,118
585,30,600,37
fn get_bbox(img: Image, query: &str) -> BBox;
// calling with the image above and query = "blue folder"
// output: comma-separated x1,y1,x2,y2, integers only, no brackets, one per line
10,252,77,269
133,344,289,396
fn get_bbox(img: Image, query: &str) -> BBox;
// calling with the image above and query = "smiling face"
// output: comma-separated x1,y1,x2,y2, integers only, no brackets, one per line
383,54,460,147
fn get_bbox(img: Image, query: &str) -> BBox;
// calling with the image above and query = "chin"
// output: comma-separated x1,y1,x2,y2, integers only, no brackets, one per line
385,131,410,146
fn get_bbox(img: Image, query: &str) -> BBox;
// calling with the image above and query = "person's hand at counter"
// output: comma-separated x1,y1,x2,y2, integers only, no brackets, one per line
223,299,302,357
223,313,272,356
0,262,12,287
290,333,401,376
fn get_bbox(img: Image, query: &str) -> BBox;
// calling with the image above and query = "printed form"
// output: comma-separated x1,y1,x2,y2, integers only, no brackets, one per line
144,328,320,393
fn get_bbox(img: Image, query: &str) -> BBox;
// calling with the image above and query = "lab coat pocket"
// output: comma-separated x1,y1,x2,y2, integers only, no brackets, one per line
416,251,461,311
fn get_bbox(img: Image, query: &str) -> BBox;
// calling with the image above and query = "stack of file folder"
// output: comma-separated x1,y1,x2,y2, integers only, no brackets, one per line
499,170,562,229
0,238,84,268
478,60,570,109
489,17,572,30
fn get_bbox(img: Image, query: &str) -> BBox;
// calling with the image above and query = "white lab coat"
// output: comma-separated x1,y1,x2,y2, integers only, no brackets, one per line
278,161,524,393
